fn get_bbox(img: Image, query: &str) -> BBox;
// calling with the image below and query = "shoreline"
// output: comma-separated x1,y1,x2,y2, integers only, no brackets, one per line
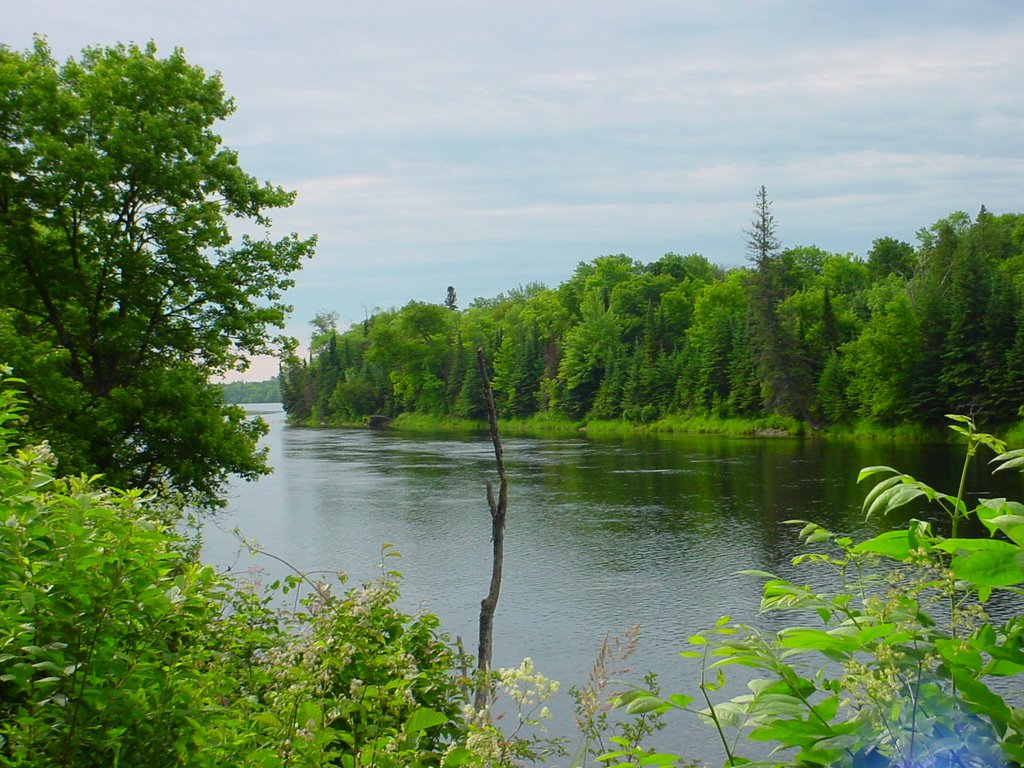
281,410,1024,444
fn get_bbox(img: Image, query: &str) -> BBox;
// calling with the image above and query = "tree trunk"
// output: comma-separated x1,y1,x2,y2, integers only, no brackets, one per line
474,346,508,711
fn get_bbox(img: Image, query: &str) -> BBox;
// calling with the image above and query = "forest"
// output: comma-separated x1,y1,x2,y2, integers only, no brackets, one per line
281,201,1024,434
216,376,282,404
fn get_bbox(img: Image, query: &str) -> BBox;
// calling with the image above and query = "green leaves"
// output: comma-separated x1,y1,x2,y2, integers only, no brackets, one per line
948,541,1024,588
0,40,315,508
0,380,471,766
992,447,1024,475
858,465,948,519
606,416,1024,767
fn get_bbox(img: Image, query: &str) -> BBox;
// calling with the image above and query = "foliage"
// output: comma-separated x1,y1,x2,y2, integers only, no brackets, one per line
215,549,470,768
283,196,1024,436
216,376,282,404
608,416,1024,767
0,371,227,765
568,627,683,768
0,370,470,766
0,39,315,508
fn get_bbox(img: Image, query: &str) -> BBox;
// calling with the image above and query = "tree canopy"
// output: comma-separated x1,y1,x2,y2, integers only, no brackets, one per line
282,204,1024,432
0,39,315,507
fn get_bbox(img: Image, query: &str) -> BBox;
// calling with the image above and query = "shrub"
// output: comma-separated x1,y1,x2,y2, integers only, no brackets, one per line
0,369,469,766
612,415,1024,767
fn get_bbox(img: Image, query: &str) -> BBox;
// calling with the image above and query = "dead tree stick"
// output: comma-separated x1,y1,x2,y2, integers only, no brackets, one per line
475,345,508,711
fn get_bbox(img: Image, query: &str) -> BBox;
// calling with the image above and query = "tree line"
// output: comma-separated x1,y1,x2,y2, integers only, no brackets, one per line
216,376,282,404
282,196,1024,431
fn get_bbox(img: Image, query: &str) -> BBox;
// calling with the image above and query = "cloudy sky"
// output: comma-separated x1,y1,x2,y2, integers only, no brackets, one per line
8,1,1024,377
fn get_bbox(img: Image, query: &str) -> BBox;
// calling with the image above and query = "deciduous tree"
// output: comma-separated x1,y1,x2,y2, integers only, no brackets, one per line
0,40,315,507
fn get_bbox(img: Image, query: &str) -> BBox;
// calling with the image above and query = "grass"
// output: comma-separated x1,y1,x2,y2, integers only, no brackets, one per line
388,413,482,432
823,419,943,442
289,410,1024,444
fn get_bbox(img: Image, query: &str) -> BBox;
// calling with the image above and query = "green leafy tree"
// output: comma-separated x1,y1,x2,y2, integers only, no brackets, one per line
365,302,454,415
683,274,750,414
445,285,459,311
867,236,916,281
0,40,315,507
491,325,543,418
907,212,970,421
841,276,923,424
216,377,281,404
305,312,344,421
552,293,622,420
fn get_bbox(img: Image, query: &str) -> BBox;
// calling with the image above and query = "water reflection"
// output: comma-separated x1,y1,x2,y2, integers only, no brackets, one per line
205,408,1022,761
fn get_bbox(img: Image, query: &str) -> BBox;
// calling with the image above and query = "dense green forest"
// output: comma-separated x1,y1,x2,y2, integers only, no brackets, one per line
216,376,282,403
281,203,1024,433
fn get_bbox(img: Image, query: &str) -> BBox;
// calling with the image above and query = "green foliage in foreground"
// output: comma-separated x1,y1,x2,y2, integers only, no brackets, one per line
0,372,466,767
612,416,1024,767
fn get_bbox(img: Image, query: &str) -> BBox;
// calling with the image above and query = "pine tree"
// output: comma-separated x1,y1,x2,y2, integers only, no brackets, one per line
744,187,814,423
444,286,459,311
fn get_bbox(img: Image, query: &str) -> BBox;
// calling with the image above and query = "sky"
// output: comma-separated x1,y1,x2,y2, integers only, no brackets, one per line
7,1,1024,379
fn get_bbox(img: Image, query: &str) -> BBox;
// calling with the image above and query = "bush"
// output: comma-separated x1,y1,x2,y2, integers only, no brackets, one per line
611,415,1024,767
0,369,469,767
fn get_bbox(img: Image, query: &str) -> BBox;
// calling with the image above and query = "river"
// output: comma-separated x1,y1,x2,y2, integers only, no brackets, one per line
201,405,1023,762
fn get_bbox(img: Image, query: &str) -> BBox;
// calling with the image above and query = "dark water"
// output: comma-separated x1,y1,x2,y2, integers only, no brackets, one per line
202,406,1023,762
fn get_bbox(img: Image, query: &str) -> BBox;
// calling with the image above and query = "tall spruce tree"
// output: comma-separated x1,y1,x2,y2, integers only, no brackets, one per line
744,187,814,423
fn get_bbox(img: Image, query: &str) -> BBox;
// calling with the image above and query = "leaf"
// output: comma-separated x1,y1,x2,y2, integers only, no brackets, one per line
933,537,1020,554
441,747,474,767
779,628,858,655
992,448,1024,474
296,700,322,725
945,414,975,425
638,753,681,765
625,694,666,714
852,530,911,558
860,473,903,513
952,546,1024,587
951,667,1014,723
404,707,447,734
737,570,777,580
857,465,898,483
985,514,1024,547
865,482,928,519
668,693,693,709
245,749,282,768
935,637,983,671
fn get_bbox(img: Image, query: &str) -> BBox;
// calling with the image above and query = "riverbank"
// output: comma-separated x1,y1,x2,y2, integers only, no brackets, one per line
288,410,1024,443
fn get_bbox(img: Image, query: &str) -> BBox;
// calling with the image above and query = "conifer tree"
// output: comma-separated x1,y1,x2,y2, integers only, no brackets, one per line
744,187,814,423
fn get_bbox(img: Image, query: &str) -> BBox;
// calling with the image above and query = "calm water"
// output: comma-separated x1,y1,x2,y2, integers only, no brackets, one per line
202,405,1023,761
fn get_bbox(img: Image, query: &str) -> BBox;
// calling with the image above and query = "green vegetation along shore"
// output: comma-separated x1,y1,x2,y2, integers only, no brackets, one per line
281,197,1024,442
310,408,1024,445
